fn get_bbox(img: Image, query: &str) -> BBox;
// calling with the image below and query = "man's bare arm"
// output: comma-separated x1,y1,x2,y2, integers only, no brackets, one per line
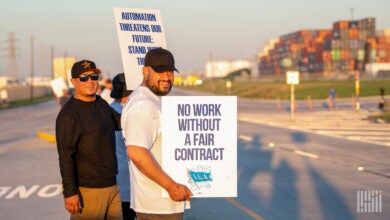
127,145,192,201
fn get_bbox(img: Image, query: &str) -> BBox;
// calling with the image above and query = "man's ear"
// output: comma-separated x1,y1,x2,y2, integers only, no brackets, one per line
70,78,76,87
142,66,150,77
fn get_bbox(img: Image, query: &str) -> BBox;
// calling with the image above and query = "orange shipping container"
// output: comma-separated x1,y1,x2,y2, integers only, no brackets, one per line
377,43,390,51
322,51,332,62
290,44,302,51
349,29,358,39
333,20,349,29
377,36,390,45
298,30,310,37
341,49,350,60
275,67,281,75
307,47,316,53
317,30,332,37
366,37,377,48
349,60,355,70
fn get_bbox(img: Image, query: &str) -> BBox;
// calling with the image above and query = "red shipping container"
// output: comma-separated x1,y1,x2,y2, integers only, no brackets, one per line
377,36,386,44
315,42,324,51
275,67,281,75
377,44,390,51
316,51,323,62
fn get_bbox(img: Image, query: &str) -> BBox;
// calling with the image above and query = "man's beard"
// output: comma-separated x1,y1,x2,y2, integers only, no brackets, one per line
146,79,172,96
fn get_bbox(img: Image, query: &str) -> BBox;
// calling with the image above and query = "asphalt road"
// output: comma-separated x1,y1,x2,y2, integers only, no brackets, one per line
0,90,389,220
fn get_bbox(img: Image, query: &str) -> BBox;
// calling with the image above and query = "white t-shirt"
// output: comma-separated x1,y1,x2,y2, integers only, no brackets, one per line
121,86,184,214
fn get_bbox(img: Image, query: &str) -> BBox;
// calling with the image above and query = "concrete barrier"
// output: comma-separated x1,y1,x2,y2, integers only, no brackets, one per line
3,85,52,102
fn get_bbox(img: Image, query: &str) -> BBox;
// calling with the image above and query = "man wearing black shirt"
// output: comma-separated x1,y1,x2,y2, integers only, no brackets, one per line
56,60,122,220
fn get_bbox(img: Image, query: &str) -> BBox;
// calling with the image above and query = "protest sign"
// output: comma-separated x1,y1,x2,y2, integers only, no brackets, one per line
0,89,8,101
113,7,167,90
162,96,237,197
50,77,68,98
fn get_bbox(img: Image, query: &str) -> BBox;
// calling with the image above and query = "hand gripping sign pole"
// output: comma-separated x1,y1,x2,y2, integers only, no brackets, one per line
286,71,300,121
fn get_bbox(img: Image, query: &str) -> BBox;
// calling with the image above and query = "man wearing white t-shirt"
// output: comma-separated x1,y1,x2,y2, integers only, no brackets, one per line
121,47,192,220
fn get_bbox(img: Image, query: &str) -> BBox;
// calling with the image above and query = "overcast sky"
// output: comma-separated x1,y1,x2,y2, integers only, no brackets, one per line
1,0,389,78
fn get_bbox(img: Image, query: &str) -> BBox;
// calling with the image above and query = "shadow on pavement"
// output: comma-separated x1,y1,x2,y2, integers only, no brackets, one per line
231,130,355,219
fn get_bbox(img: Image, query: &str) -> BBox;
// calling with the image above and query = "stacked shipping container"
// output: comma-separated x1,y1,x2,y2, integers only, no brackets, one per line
371,29,390,63
259,17,390,76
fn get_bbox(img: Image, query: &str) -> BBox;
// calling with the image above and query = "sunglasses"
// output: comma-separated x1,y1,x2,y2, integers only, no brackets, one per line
78,74,99,82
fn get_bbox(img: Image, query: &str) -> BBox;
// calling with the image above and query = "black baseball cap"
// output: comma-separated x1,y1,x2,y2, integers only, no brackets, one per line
110,73,132,98
144,47,179,73
71,60,101,78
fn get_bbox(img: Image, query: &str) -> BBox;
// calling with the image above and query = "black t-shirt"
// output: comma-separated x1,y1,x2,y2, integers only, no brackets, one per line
56,95,120,197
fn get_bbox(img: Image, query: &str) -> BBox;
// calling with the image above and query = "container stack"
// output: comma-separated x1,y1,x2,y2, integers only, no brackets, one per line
259,17,389,76
331,17,376,72
373,29,390,63
259,30,332,75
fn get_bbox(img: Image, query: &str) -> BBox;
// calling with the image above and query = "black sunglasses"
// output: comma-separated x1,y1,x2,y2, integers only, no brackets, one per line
78,74,99,82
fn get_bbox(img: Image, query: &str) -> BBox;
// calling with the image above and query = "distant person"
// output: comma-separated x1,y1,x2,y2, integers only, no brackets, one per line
329,87,337,110
100,78,115,104
109,73,136,220
56,59,122,220
121,47,192,220
58,88,71,108
97,84,105,95
379,87,385,110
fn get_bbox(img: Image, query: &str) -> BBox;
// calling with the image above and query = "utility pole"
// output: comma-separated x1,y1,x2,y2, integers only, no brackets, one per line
30,35,34,100
64,51,68,87
51,46,55,79
5,32,19,80
209,52,216,92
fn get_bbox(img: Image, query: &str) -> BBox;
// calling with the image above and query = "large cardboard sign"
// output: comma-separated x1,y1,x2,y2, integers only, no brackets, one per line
114,8,167,90
162,96,237,197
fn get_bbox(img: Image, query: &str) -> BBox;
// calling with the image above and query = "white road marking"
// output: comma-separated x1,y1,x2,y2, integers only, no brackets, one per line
239,135,252,142
293,150,319,159
225,197,265,220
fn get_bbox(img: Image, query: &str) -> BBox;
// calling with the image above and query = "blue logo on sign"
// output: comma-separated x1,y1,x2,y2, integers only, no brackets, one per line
187,166,213,193
189,171,212,182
